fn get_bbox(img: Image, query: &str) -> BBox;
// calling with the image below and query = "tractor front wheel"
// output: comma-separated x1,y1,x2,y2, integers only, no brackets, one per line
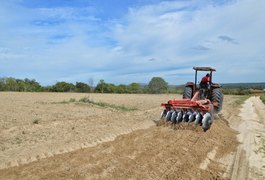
183,86,192,99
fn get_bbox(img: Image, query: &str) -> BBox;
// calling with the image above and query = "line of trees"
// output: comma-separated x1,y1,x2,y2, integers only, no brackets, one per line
0,77,169,94
1,77,264,95
222,87,265,95
0,78,42,92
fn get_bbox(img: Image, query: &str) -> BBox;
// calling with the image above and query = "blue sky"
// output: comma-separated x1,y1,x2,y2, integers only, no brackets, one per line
0,0,264,85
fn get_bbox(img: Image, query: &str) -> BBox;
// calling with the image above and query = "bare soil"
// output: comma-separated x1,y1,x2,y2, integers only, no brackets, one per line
229,96,265,180
0,92,174,169
0,92,264,179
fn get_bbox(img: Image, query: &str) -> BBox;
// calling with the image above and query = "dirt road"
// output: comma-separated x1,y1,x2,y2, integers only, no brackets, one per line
229,96,265,180
0,93,265,179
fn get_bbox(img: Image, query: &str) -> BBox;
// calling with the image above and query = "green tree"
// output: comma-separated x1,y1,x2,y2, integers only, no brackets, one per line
16,79,26,91
5,78,19,91
128,82,141,93
0,78,5,91
148,77,168,94
24,78,42,92
43,85,54,92
106,83,117,93
75,82,91,92
53,82,75,92
95,80,108,93
116,84,128,93
0,77,42,92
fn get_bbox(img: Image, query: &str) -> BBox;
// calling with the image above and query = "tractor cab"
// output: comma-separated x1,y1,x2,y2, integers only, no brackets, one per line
183,67,223,112
193,67,216,90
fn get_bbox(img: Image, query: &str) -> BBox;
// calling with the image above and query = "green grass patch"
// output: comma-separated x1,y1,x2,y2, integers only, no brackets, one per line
15,137,22,144
232,95,250,106
52,98,76,104
32,118,40,124
78,96,137,111
260,95,265,104
51,100,69,104
69,98,76,102
256,137,265,157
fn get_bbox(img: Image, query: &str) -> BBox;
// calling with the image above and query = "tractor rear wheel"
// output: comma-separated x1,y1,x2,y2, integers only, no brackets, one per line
183,86,192,99
211,88,223,113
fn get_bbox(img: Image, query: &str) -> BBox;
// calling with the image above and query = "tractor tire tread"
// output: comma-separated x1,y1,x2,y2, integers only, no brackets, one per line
211,88,223,113
183,86,192,99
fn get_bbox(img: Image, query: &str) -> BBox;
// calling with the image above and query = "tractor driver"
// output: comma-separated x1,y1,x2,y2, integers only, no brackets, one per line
201,73,210,86
200,73,210,98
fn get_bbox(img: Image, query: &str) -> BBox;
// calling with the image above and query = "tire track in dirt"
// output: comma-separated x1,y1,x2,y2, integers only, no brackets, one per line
158,133,202,180
200,146,218,170
230,96,265,180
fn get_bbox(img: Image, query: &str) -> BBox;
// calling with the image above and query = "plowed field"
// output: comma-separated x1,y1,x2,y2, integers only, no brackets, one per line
0,92,265,179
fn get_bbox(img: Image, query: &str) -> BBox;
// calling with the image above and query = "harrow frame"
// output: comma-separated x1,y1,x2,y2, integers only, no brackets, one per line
161,92,213,113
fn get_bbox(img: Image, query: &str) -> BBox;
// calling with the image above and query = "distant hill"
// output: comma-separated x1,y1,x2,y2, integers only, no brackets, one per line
171,82,265,89
221,82,265,88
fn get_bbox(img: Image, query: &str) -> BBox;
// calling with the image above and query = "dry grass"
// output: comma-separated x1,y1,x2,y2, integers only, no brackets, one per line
260,95,265,104
77,96,137,111
232,95,250,106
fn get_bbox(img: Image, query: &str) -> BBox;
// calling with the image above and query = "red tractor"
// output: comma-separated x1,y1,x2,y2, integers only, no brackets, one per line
160,67,223,131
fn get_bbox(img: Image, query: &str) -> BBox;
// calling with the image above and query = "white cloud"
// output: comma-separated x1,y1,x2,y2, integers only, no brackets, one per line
0,0,264,85
110,0,265,84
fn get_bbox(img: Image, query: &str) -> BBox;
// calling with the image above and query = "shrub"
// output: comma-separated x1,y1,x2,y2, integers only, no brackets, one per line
148,77,168,94
69,98,76,102
33,119,40,124
260,95,265,104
